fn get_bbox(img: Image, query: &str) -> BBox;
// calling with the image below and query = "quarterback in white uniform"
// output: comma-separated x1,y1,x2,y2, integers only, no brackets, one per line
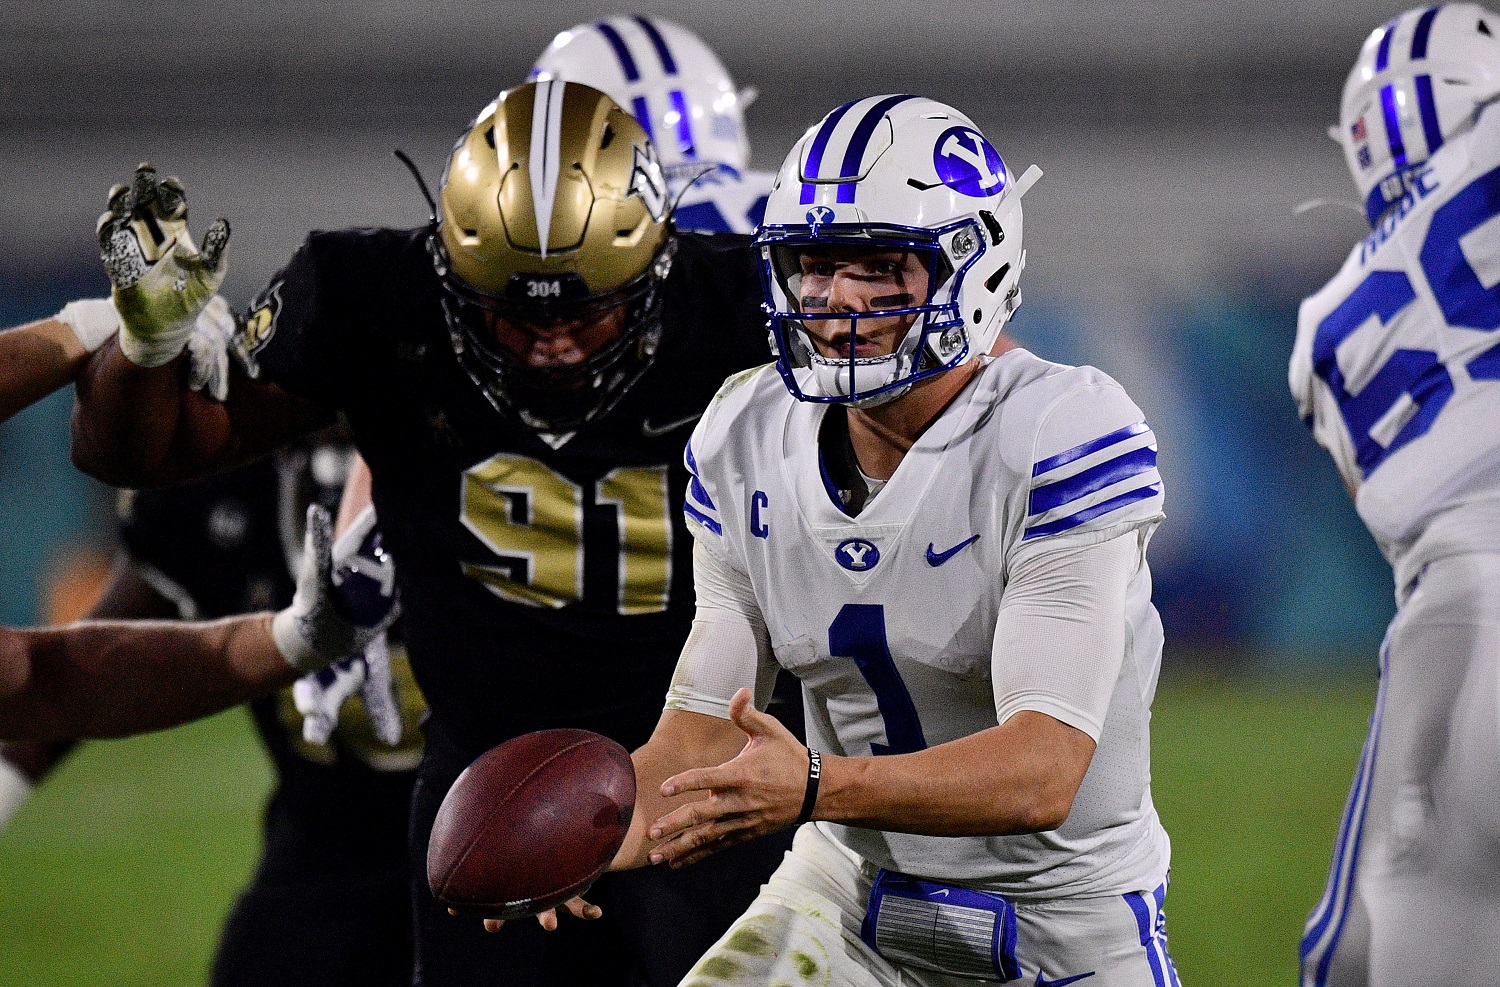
530,16,773,235
1290,6,1500,986
583,96,1181,986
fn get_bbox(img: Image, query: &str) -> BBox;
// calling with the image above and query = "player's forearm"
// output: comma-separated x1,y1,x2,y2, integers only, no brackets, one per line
815,712,1096,836
613,709,749,870
0,614,298,741
0,318,88,424
70,342,210,486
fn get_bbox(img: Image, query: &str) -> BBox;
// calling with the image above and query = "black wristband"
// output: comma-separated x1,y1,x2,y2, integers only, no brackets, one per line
796,747,822,825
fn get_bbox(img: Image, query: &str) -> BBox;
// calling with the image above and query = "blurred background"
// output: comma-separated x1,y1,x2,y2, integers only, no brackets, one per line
0,1,1403,983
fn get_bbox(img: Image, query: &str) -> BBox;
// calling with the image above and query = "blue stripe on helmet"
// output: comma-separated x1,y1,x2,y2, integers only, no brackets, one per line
1380,83,1408,168
1375,16,1400,72
631,96,656,142
594,21,640,82
835,95,918,203
1411,5,1441,59
1415,73,1444,154
633,17,678,75
670,89,697,159
800,100,860,204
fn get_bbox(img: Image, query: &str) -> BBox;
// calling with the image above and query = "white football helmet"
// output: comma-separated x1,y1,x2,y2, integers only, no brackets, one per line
1335,3,1500,225
755,95,1040,407
530,17,754,179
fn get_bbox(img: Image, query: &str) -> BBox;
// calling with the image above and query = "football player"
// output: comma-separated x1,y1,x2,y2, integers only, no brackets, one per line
0,499,398,741
568,95,1182,986
530,16,773,235
1289,6,1500,985
70,81,791,986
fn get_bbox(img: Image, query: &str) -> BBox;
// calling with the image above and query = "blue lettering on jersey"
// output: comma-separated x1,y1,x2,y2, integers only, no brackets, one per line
1360,164,1439,266
835,537,880,571
750,490,769,538
1317,161,1500,476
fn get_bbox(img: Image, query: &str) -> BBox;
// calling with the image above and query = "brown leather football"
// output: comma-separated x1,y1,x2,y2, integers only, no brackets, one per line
427,728,636,919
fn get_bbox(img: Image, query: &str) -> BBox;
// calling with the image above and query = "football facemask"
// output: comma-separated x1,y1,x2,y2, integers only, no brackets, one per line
757,95,1039,407
433,80,675,434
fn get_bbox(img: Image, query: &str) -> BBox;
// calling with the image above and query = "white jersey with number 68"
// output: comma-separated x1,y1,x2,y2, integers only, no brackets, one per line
1291,102,1500,596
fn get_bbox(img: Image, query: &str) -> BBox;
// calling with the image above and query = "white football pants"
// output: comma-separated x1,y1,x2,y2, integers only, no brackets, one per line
678,821,1179,986
1301,551,1500,986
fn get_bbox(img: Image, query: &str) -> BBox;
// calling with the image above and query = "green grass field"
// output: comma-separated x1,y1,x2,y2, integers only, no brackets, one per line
0,672,1375,985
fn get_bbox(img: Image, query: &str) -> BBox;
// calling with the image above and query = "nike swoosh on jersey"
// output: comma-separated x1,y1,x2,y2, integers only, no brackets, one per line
641,412,703,438
1035,972,1095,987
925,534,980,566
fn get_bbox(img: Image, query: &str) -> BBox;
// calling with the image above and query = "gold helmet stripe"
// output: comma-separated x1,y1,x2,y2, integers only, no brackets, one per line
528,78,567,259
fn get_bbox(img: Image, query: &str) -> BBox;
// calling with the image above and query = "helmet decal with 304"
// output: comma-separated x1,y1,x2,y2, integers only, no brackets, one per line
432,80,676,435
755,95,1041,407
1335,3,1500,226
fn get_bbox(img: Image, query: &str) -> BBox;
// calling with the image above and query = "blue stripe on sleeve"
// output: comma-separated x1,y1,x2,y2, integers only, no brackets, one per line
1029,445,1158,516
683,502,722,536
1032,421,1149,477
1022,483,1161,540
688,475,716,511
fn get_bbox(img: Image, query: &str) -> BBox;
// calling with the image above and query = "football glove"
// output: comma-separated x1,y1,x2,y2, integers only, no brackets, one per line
0,757,32,831
97,163,230,369
292,631,403,747
272,504,399,674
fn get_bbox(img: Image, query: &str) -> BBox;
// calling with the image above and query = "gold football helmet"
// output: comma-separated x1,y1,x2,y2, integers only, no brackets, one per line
432,80,675,433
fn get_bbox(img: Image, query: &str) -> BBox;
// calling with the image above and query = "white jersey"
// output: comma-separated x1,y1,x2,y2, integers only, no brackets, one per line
668,164,773,234
1290,103,1500,597
674,352,1170,899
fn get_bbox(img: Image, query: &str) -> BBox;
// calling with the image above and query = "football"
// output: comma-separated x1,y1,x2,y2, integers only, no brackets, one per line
427,728,636,919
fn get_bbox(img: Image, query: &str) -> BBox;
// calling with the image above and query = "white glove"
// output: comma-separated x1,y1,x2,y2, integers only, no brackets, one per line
53,298,119,354
0,758,33,831
271,504,399,673
97,163,230,368
292,630,403,746
185,294,236,401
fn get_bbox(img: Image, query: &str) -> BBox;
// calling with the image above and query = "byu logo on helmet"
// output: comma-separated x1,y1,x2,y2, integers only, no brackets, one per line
806,205,835,227
835,537,881,571
934,127,1007,198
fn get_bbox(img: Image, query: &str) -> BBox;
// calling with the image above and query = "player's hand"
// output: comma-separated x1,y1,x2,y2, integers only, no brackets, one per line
271,504,400,673
647,688,810,868
97,163,230,368
292,631,403,746
449,895,603,934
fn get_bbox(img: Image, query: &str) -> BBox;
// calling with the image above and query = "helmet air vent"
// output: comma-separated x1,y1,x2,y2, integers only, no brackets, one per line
485,127,496,149
600,124,615,150
985,262,1011,293
979,211,1004,244
1481,18,1493,35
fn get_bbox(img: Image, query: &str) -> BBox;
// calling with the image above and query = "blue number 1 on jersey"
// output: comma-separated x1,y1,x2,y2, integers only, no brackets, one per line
829,604,928,755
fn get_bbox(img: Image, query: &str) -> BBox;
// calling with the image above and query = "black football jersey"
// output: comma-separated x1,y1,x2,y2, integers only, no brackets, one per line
118,452,423,861
243,228,773,757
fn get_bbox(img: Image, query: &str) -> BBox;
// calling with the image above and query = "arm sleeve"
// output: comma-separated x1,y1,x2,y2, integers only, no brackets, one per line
663,541,779,720
235,236,340,405
992,531,1137,741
